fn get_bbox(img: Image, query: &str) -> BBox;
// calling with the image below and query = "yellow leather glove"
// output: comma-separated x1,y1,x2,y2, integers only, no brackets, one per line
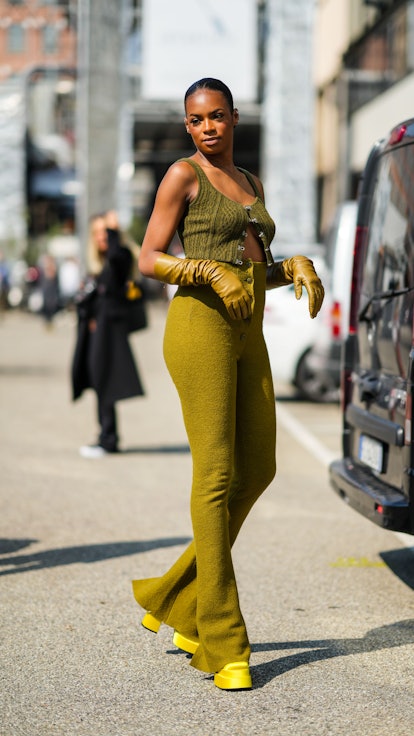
154,253,252,320
266,256,325,319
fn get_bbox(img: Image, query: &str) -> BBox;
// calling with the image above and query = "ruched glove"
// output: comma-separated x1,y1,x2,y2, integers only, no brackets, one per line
266,256,325,319
154,253,252,320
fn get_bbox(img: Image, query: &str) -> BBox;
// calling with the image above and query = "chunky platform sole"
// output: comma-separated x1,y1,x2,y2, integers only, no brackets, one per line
214,661,252,690
141,612,161,633
172,630,199,655
141,613,199,654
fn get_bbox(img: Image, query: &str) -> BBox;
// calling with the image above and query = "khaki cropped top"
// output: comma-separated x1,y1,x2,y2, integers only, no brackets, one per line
177,158,276,266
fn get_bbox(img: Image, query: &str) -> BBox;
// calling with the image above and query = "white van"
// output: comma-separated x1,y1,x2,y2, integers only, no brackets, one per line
325,200,358,341
263,245,337,402
307,201,358,398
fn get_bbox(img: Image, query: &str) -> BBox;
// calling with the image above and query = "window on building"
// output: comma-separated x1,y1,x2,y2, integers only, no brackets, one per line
43,26,58,55
345,2,412,114
8,25,25,53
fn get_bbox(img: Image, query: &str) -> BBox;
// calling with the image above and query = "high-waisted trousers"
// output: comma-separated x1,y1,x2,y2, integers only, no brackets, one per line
132,261,276,674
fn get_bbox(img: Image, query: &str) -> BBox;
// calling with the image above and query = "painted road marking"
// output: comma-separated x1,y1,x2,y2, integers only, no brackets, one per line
330,556,386,568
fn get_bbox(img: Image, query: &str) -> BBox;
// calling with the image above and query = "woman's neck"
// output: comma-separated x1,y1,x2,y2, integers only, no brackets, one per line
194,151,236,175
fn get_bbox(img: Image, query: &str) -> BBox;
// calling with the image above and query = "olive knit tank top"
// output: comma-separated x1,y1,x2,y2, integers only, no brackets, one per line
177,158,276,266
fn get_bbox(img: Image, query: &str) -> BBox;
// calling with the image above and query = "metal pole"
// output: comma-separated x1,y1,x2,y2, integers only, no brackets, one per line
75,0,90,271
75,0,125,268
261,0,316,248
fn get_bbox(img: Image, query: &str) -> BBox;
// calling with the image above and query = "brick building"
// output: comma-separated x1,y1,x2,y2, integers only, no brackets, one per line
0,1,76,81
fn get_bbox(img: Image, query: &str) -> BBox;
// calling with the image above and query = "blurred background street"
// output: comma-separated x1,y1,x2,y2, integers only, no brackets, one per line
1,2,414,734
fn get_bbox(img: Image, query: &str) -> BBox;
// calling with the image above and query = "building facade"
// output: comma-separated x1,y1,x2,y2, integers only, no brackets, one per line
0,0,76,81
314,0,414,234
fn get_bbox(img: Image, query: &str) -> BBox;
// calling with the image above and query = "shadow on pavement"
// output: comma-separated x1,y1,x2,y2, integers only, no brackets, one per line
380,547,414,590
250,619,414,688
0,537,191,576
0,538,38,554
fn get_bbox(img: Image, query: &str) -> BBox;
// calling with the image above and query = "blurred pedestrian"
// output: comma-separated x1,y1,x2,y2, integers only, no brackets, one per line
71,210,144,458
132,77,324,689
39,253,60,327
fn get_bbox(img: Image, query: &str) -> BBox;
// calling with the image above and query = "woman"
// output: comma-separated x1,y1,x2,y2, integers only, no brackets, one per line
132,78,324,689
71,210,144,458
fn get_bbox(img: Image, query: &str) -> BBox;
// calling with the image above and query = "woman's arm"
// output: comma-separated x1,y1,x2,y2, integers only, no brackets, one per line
139,162,195,278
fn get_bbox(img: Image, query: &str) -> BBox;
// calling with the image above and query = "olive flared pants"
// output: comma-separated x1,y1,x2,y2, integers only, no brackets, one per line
132,261,276,674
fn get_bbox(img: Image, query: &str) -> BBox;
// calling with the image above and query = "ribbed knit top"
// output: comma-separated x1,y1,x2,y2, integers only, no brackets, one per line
176,158,276,266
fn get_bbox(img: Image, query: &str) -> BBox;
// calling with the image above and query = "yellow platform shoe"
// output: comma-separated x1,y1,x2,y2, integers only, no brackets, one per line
172,630,199,655
214,661,252,690
141,613,198,655
141,612,161,633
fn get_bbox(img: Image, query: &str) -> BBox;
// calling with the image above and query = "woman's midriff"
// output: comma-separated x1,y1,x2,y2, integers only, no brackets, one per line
242,224,266,262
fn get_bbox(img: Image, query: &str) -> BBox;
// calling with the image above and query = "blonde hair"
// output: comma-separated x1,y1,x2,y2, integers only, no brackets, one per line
87,214,141,279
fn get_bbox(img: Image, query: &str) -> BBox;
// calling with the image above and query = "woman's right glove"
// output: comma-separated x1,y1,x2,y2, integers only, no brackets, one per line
266,256,325,319
154,253,252,320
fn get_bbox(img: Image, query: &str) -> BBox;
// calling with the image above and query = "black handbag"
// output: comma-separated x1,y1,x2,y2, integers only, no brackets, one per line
125,280,148,333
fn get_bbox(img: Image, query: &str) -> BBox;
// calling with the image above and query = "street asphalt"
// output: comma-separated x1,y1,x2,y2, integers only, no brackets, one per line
1,303,414,736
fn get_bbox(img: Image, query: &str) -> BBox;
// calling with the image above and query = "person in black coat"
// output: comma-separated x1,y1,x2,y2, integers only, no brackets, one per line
71,210,144,458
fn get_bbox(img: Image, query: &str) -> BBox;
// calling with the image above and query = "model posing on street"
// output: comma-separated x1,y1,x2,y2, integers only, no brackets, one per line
132,78,324,690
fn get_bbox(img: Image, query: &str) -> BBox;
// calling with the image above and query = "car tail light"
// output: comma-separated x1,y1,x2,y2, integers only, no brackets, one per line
331,301,342,340
349,226,368,335
388,124,406,146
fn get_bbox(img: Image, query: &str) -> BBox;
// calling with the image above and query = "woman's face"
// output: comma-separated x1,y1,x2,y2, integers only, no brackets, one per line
184,89,238,157
91,217,108,253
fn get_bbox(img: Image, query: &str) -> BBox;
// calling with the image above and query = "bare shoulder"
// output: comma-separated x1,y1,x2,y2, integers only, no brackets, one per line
165,159,197,186
159,159,198,201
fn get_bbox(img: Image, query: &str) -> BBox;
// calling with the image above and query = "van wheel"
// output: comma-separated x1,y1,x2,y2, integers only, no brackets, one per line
295,350,339,403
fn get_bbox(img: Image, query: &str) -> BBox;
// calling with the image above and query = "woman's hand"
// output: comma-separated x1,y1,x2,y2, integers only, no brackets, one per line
267,256,325,318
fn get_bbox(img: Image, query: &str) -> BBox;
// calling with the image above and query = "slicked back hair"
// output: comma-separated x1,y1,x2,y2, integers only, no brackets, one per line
184,78,234,112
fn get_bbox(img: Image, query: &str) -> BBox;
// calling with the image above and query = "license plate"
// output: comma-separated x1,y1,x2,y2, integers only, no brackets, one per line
358,434,383,473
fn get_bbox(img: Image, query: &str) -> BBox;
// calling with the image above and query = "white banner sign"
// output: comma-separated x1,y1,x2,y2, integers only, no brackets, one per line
141,0,258,103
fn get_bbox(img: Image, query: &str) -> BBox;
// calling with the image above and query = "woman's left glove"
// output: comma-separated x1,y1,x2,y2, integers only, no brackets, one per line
266,256,325,319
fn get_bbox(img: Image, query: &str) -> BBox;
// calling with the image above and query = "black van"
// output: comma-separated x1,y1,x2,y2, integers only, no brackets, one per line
329,118,414,535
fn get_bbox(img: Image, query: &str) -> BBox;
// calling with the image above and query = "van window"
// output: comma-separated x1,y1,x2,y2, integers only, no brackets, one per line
363,148,414,296
361,145,414,376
